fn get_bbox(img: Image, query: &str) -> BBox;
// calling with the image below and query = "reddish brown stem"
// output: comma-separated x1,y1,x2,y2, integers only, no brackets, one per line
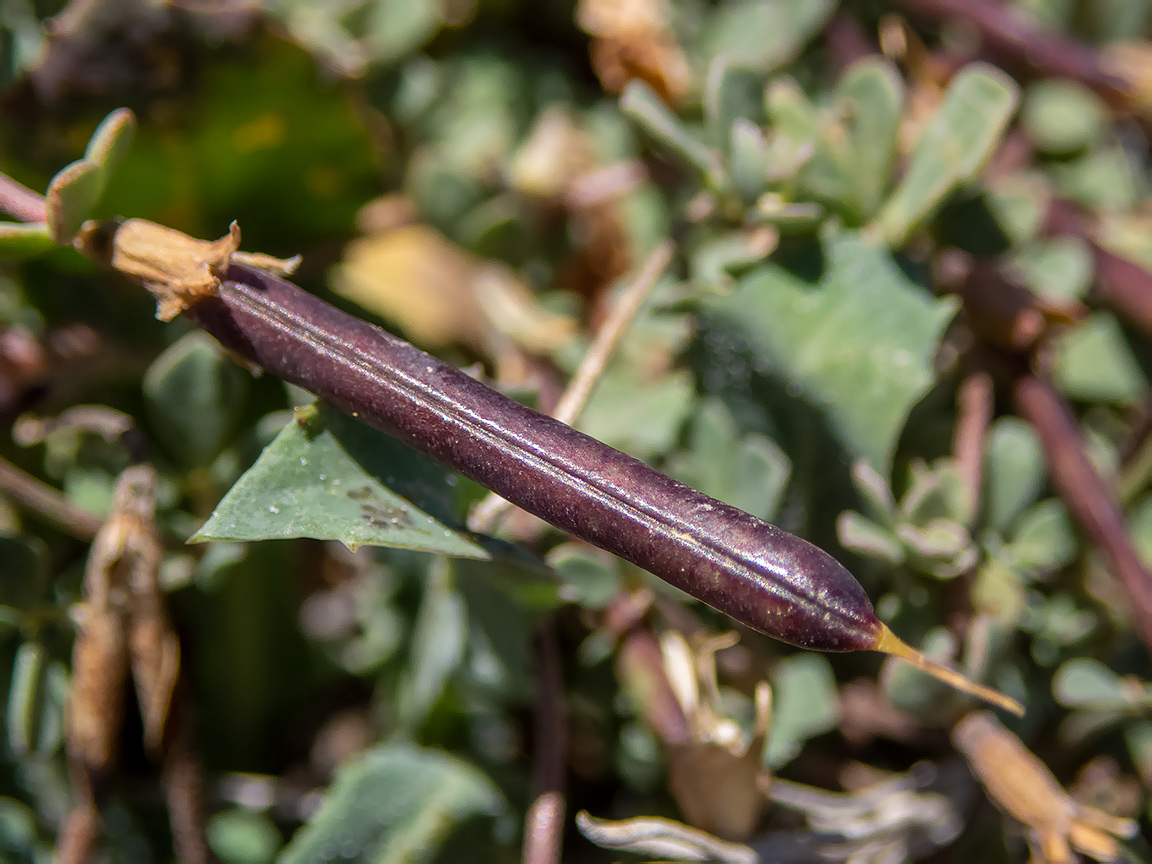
1046,199,1152,337
894,0,1131,105
954,365,994,524
162,683,216,864
522,622,566,864
0,456,103,539
826,11,876,73
0,173,47,223
615,621,691,745
1013,374,1152,653
959,259,1061,352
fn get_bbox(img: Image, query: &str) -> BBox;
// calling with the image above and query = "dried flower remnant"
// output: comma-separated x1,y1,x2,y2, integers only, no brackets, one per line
766,763,964,862
1101,41,1152,116
509,107,632,309
121,468,179,753
61,467,155,861
952,711,1138,863
576,0,692,104
60,465,188,863
660,631,772,839
74,219,298,321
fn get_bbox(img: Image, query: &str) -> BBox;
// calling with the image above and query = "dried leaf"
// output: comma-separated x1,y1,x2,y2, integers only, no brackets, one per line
577,0,691,104
661,631,771,840
575,810,758,863
953,711,1137,863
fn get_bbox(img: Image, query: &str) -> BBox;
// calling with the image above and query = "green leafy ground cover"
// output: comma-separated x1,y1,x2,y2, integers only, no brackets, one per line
1,1,1152,861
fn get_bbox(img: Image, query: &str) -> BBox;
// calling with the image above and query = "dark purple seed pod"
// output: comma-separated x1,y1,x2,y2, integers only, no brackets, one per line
199,265,878,653
89,218,1020,716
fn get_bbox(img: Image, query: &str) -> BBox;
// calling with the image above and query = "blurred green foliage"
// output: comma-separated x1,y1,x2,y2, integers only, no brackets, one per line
2,0,1152,862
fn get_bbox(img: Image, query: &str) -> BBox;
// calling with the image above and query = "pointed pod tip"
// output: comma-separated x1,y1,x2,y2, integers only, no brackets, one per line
873,624,1025,717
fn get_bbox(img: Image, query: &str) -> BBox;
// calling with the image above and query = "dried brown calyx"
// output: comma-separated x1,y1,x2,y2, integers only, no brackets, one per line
75,219,299,321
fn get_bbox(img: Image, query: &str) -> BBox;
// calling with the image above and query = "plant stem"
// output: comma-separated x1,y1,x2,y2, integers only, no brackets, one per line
0,172,47,224
522,620,566,864
0,456,103,539
1014,374,1152,654
895,0,1131,105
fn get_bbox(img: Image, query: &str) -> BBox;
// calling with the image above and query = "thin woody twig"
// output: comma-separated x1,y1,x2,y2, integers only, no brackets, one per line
1013,374,1152,654
0,456,104,539
522,621,566,864
0,172,47,224
468,240,675,533
554,240,675,425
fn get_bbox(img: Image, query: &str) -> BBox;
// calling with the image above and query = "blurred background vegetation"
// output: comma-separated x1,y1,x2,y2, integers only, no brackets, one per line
2,0,1152,861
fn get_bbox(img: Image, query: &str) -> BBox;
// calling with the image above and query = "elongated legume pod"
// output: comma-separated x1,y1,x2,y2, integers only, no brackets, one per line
87,220,1021,716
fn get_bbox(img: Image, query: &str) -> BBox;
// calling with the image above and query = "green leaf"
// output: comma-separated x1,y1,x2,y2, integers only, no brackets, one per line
0,533,48,614
699,0,835,73
6,642,66,757
764,77,821,185
277,744,506,864
900,459,969,527
985,172,1049,245
1125,722,1152,791
669,398,791,522
701,231,956,473
45,159,101,244
984,417,1045,532
704,57,762,151
690,231,776,289
1022,80,1105,155
396,557,466,730
194,403,489,558
878,64,1020,246
766,78,845,206
579,366,694,461
143,331,249,467
1053,657,1127,708
7,641,46,757
1007,236,1094,301
728,119,769,204
0,798,41,860
730,433,791,519
621,80,720,185
365,0,442,64
208,809,282,864
833,57,904,220
849,460,896,524
45,108,135,243
1003,498,1076,573
1127,494,1152,569
896,518,976,578
764,653,838,768
1052,312,1148,403
547,543,621,609
455,558,541,703
1052,146,1144,211
0,222,54,260
84,108,136,177
836,511,903,564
